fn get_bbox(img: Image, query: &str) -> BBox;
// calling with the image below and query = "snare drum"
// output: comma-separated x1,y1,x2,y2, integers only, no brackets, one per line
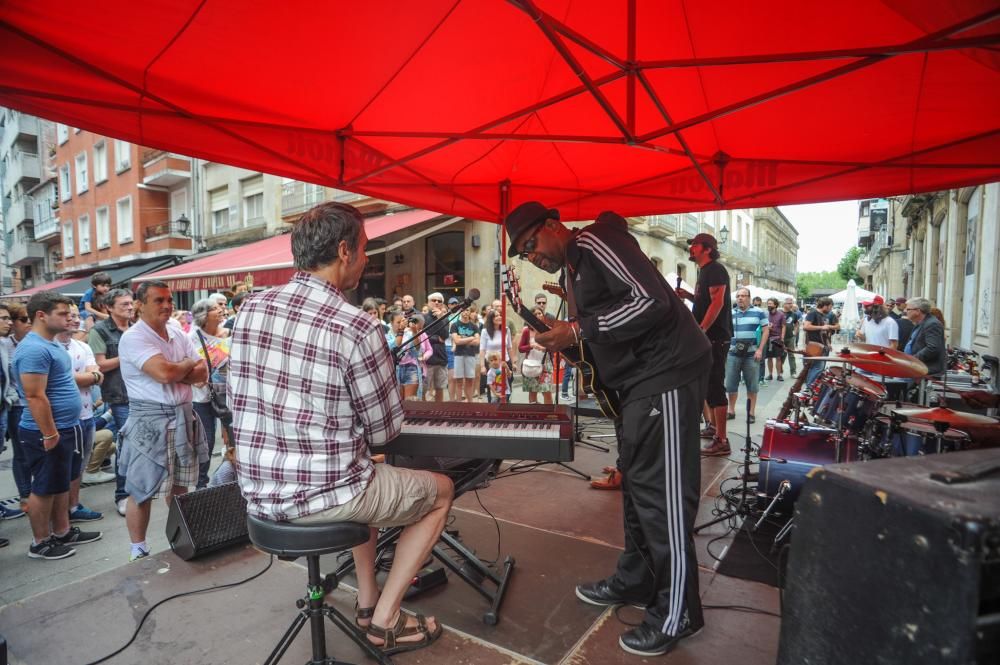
867,415,970,457
757,420,859,515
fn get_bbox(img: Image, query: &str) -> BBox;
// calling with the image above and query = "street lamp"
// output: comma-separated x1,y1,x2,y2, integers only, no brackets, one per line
719,224,729,245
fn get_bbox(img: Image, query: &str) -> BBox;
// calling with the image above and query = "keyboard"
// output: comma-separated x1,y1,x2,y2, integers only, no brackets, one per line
372,401,574,462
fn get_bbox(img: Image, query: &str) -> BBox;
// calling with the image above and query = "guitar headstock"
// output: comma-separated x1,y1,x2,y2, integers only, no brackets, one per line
501,265,524,312
542,281,565,298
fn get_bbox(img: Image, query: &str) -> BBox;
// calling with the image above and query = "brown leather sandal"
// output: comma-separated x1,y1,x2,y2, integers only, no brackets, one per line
355,601,375,629
366,611,443,655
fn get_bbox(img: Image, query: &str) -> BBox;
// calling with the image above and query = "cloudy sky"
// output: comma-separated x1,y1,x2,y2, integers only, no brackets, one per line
779,200,860,273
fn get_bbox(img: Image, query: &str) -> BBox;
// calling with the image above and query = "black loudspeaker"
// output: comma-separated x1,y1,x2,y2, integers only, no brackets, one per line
165,482,249,561
778,448,1000,665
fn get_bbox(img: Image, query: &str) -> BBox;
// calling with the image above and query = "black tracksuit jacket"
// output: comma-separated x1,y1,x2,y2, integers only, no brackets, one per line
566,212,711,405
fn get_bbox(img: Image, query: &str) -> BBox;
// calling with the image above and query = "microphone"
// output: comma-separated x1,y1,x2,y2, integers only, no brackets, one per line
676,276,682,290
754,480,791,530
450,288,480,311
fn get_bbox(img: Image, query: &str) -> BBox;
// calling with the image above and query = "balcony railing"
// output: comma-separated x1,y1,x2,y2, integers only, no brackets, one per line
144,221,191,240
5,195,34,227
1,113,39,155
281,181,326,215
33,212,60,241
5,151,40,189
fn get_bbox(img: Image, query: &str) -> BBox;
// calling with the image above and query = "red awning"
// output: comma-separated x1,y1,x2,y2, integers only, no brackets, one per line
1,1,998,222
0,277,86,300
134,209,441,291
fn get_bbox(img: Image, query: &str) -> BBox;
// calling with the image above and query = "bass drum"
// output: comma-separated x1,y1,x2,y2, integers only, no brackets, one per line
865,415,970,458
757,420,859,516
814,373,886,433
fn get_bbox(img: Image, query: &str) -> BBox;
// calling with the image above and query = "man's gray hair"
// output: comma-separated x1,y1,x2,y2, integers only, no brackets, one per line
191,298,217,329
291,202,364,271
735,286,750,298
105,288,133,309
906,297,932,315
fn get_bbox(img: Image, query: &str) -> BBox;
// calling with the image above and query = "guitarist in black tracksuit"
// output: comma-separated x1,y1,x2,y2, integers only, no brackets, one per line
505,201,711,657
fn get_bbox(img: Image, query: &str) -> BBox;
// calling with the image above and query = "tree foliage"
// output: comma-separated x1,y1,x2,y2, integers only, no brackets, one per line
797,271,846,301
837,246,864,284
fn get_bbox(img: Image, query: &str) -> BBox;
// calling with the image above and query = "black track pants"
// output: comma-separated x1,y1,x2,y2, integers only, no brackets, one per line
611,373,708,635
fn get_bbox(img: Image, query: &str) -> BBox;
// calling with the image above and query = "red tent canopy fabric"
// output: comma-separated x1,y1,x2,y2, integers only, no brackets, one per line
0,276,82,300
2,1,998,222
133,208,442,291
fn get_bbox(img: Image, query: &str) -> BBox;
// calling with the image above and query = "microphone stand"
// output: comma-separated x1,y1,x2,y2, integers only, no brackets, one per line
391,304,465,365
694,397,757,534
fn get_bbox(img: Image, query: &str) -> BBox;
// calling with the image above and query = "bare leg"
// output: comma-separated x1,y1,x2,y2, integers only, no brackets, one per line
27,493,55,542
542,392,553,405
749,391,758,417
69,477,81,511
126,497,152,544
702,402,713,427
727,392,738,416
713,405,729,441
353,527,380,620
50,492,70,536
369,474,453,645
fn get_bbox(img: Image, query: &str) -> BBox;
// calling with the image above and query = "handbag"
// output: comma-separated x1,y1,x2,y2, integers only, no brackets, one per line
196,331,233,425
521,347,545,378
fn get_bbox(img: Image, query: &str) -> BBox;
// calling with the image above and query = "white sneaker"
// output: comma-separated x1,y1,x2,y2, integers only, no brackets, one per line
116,498,128,517
82,471,116,484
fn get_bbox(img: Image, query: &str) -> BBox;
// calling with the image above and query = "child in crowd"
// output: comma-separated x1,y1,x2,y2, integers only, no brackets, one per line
486,351,511,403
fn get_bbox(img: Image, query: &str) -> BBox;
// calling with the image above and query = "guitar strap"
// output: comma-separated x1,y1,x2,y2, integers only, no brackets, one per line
562,266,579,319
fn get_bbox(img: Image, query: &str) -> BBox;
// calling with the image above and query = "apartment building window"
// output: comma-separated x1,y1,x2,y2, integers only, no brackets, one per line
75,152,88,194
57,123,69,145
170,188,189,222
116,195,133,243
96,206,110,249
210,187,230,233
114,140,131,172
63,222,75,257
78,214,91,254
93,141,108,183
241,175,264,226
59,164,71,201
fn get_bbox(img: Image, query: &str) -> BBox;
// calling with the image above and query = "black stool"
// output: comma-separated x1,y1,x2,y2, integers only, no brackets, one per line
246,516,392,665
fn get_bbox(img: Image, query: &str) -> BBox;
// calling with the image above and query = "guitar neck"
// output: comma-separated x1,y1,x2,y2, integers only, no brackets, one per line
517,306,551,334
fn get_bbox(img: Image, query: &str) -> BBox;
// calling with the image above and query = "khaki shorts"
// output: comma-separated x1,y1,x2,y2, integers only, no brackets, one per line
425,365,449,390
294,464,438,529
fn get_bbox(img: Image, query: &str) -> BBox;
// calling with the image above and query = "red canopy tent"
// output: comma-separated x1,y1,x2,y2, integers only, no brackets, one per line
1,1,998,223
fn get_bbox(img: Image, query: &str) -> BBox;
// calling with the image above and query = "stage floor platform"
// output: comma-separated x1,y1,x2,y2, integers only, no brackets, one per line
0,385,792,664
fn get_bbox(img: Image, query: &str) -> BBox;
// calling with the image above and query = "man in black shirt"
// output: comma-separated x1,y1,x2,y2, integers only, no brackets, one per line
506,201,710,657
890,296,914,351
677,233,732,455
804,296,837,386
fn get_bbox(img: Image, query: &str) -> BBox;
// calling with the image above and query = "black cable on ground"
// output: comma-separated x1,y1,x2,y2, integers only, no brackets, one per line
82,554,274,665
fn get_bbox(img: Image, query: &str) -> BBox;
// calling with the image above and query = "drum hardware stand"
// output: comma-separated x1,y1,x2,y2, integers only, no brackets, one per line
694,398,758,534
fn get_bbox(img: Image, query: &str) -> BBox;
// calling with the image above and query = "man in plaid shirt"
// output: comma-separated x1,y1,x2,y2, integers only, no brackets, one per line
229,202,451,655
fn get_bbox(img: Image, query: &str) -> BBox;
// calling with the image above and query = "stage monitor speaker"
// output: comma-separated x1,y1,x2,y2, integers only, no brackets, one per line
166,482,249,561
778,448,1000,665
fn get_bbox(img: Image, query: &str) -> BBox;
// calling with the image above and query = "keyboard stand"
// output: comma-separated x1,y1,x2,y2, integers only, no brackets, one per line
572,398,611,454
332,458,515,626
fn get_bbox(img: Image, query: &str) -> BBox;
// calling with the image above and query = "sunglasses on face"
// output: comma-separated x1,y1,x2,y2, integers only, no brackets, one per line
16,317,28,323
516,227,542,260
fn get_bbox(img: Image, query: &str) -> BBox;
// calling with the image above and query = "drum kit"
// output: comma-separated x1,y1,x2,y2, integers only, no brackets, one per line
758,343,1000,521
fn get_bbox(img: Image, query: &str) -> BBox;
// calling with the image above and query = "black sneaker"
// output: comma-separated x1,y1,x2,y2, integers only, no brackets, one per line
575,579,647,609
619,620,703,657
53,527,103,546
28,537,76,560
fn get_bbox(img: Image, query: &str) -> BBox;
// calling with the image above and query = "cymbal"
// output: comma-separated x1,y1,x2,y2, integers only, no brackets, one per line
843,343,928,378
847,373,887,399
892,406,999,428
812,345,928,379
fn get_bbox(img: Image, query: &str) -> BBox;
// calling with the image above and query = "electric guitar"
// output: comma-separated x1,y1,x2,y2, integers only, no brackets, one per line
503,267,621,419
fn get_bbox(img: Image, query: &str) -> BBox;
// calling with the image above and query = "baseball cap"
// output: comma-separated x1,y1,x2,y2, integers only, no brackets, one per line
505,201,559,257
862,295,884,307
686,233,718,250
447,296,460,305
894,297,907,305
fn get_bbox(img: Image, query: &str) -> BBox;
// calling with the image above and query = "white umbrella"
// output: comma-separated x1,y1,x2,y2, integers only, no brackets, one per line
840,279,861,334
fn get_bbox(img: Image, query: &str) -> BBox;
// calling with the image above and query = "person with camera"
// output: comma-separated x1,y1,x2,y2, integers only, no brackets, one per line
188,298,233,489
718,287,769,444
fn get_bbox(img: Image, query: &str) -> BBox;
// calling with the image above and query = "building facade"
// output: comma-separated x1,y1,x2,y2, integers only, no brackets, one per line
1,108,50,291
859,183,1000,357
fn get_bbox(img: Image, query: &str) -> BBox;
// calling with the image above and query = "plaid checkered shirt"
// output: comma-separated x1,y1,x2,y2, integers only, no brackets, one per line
228,271,402,520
